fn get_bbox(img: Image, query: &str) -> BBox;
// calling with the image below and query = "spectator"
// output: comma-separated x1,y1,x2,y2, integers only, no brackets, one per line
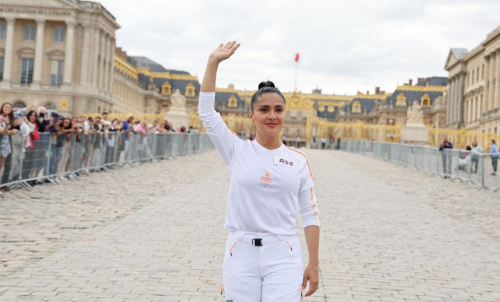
471,140,484,174
119,114,134,163
0,100,39,191
57,118,74,179
296,135,301,148
282,134,287,146
23,111,43,186
102,112,109,123
36,106,47,133
457,146,472,172
439,135,454,178
490,139,499,176
90,117,105,168
8,116,29,182
321,137,327,149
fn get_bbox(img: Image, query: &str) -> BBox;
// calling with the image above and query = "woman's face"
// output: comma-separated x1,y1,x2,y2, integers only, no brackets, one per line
63,119,70,127
1,104,12,115
249,93,286,138
29,112,37,122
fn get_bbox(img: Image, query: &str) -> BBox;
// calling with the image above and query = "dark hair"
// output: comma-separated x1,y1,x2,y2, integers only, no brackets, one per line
63,118,72,130
466,146,472,151
27,110,37,121
1,102,15,130
250,81,286,113
492,139,496,145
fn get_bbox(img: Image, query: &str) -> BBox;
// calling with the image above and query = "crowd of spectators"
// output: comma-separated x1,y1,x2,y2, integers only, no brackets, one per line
0,100,195,192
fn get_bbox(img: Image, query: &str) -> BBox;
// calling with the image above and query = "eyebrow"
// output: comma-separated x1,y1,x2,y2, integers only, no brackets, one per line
258,104,284,108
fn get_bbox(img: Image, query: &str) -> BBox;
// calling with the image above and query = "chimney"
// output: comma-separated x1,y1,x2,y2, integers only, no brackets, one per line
375,87,380,94
366,90,369,95
409,79,413,86
228,84,235,89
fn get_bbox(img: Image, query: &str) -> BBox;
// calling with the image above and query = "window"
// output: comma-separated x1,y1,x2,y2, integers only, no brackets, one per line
0,23,5,39
482,64,485,80
24,24,36,40
50,60,63,85
352,101,361,113
228,95,237,107
421,93,431,107
0,57,3,81
54,26,65,42
396,93,407,106
162,82,171,94
477,67,480,82
185,83,195,97
471,70,475,85
21,58,34,84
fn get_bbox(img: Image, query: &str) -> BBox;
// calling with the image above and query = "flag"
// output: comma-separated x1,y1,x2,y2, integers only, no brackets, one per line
294,53,300,63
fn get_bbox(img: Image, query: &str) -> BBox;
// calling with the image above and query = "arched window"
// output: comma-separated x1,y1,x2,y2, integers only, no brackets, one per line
421,94,431,107
44,102,57,110
327,105,334,112
185,83,195,97
318,105,325,112
352,101,361,113
13,101,27,109
396,93,407,106
228,95,238,107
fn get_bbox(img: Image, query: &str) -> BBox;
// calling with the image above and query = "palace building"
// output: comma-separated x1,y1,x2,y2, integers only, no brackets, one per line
445,25,500,134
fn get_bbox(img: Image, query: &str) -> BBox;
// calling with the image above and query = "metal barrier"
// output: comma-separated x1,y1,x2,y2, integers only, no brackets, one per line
338,141,500,191
0,132,214,197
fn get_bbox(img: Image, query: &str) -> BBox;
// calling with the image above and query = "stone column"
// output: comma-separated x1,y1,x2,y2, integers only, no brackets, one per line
92,28,100,87
63,20,76,85
33,18,46,88
447,78,454,125
103,35,110,93
450,77,456,124
458,72,465,126
98,33,105,90
1,17,15,88
490,52,496,110
108,38,115,95
495,49,500,109
80,23,91,85
484,56,490,113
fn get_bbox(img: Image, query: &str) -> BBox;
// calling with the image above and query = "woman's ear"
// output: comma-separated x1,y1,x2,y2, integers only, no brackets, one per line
248,110,253,120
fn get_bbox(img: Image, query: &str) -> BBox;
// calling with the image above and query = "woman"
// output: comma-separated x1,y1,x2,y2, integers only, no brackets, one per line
490,139,499,176
471,140,484,174
23,111,42,186
0,100,39,191
58,118,75,179
199,42,320,301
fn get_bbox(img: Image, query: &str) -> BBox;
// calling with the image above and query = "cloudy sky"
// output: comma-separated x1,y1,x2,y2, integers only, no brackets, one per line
100,0,500,95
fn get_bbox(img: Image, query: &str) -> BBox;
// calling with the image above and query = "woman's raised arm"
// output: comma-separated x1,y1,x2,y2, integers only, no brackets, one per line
201,42,240,92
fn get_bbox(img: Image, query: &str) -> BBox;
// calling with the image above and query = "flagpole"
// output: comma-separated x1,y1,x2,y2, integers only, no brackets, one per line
294,62,297,90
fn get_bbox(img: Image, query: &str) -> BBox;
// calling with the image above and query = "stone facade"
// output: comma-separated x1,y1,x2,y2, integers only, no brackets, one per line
445,25,500,134
0,0,118,116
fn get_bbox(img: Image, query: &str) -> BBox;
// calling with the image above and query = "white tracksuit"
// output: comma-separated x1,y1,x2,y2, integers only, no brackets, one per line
198,92,319,301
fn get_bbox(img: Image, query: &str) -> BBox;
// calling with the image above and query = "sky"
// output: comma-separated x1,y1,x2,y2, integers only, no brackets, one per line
99,0,500,96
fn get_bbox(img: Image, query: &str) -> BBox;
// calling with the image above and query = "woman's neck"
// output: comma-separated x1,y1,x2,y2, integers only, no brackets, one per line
255,133,282,150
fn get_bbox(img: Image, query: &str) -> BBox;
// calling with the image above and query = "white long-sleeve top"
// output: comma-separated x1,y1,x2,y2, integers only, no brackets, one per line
198,92,319,236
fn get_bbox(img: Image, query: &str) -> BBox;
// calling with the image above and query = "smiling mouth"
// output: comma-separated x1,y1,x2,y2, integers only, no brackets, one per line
266,123,278,127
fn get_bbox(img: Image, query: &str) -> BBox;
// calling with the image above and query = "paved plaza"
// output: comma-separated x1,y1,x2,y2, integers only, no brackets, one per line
0,149,499,301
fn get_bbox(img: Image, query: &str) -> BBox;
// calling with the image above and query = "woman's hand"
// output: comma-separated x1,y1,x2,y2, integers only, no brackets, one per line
208,41,240,64
303,264,319,297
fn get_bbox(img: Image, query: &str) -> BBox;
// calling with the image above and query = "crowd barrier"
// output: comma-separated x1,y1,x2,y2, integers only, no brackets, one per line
338,141,500,191
0,132,214,197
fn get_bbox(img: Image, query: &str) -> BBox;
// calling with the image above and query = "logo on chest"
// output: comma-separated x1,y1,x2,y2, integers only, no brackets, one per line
273,155,298,171
260,170,272,186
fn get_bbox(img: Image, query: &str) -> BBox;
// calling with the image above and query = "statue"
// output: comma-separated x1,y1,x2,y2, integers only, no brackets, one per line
406,101,424,125
170,89,187,112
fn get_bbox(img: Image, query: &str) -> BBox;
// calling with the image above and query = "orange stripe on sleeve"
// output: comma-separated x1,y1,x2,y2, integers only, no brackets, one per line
285,146,316,184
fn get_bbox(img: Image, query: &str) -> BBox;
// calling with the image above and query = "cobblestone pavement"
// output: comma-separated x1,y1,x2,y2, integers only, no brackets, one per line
0,149,499,301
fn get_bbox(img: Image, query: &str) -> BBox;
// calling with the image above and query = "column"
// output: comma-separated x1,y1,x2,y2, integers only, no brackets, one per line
108,38,115,95
33,18,46,88
458,72,465,125
92,28,100,87
455,76,460,123
80,23,91,85
495,49,500,109
489,52,496,110
447,78,454,125
450,77,456,124
1,17,15,88
63,20,76,85
484,56,490,113
98,33,105,90
103,35,110,92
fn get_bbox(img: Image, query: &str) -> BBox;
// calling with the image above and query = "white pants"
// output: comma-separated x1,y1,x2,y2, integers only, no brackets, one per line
223,231,303,302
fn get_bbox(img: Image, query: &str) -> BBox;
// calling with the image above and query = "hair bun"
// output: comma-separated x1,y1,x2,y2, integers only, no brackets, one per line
258,81,276,90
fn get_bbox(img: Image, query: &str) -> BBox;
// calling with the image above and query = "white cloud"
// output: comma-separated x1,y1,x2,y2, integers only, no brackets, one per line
100,0,500,95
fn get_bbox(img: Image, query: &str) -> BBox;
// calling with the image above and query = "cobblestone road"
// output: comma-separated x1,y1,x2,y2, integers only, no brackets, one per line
0,150,499,301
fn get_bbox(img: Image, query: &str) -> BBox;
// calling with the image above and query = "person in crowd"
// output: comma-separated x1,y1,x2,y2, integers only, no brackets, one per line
490,139,499,176
101,112,109,123
296,135,301,148
336,137,341,150
135,120,148,159
119,114,134,163
321,137,327,149
471,140,484,174
0,100,39,191
457,146,472,172
8,116,30,182
282,134,287,146
90,116,105,169
36,106,47,133
23,111,42,186
439,135,454,178
104,121,116,165
57,118,75,179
